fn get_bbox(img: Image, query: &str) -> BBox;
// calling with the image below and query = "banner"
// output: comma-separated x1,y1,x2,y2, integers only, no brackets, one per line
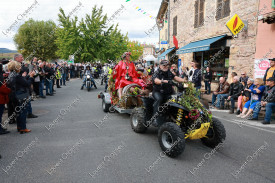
254,59,270,78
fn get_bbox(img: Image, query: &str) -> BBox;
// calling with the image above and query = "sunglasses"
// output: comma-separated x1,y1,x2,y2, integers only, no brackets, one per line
241,74,245,75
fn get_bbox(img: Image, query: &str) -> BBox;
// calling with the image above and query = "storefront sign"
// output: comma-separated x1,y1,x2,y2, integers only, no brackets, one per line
254,59,270,78
226,14,245,36
161,41,168,44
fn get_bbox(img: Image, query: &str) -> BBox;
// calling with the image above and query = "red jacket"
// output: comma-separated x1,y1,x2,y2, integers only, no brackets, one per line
0,84,11,104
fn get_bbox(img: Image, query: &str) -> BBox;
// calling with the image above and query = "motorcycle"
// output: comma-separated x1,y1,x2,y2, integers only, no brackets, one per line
130,83,226,158
82,74,95,91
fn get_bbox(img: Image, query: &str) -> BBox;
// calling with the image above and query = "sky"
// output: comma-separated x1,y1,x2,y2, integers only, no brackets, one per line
0,0,161,50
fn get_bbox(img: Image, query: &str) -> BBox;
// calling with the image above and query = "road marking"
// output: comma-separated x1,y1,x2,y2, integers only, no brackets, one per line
213,115,275,135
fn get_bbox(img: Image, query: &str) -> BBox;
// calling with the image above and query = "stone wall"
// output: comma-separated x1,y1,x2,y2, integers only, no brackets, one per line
168,0,260,81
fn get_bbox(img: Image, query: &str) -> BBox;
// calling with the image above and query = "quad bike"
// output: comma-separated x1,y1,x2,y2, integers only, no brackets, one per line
130,83,226,158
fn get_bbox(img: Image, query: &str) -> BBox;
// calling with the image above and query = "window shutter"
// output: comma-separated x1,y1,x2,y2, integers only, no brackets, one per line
224,0,231,17
174,16,177,36
194,0,199,28
272,0,275,8
216,0,223,20
199,0,205,26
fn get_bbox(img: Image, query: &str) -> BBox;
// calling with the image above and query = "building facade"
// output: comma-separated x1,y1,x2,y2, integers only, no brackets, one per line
254,0,275,78
168,0,261,83
157,0,169,51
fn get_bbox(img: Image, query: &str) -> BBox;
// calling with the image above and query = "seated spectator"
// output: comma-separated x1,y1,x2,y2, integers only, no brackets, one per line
239,71,249,86
227,76,243,114
211,77,230,109
237,78,265,119
231,72,237,83
249,77,275,124
236,78,255,114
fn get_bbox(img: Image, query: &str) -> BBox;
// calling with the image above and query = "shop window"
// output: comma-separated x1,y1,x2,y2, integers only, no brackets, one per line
194,0,205,28
173,16,177,36
194,48,230,82
216,0,230,20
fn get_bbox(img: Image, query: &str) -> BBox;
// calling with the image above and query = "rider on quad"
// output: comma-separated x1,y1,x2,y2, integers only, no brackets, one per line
151,60,186,127
81,66,97,90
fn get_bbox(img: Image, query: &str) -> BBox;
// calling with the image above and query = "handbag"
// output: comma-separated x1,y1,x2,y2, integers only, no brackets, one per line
15,88,29,102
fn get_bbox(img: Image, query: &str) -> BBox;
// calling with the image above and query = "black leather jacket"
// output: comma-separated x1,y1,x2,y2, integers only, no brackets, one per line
262,85,275,103
229,81,243,99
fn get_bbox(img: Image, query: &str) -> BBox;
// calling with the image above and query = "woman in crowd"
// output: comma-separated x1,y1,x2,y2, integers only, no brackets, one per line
7,61,35,134
204,67,212,94
180,66,189,80
237,78,265,119
33,65,40,96
0,64,11,135
171,64,179,76
235,78,255,114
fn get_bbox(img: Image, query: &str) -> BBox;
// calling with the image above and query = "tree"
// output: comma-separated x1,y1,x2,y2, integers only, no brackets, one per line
55,5,131,63
14,19,58,61
126,41,143,61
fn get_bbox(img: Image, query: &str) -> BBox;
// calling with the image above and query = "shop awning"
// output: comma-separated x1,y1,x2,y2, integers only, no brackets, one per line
158,47,175,59
176,35,227,54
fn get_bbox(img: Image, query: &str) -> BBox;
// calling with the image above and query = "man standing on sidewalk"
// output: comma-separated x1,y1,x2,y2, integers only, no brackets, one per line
263,58,275,84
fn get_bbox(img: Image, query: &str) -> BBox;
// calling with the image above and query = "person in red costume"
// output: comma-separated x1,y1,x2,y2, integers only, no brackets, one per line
113,52,146,99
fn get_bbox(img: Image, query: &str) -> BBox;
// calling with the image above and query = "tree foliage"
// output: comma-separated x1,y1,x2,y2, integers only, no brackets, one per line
55,5,143,63
14,19,58,61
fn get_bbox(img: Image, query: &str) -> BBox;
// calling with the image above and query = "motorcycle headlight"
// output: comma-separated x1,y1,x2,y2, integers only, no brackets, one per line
87,75,90,79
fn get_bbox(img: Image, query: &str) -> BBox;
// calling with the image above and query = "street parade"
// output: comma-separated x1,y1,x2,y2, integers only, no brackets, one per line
1,0,275,183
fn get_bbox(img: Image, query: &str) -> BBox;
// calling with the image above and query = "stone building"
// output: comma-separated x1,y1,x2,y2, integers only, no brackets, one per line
157,0,169,52
165,0,262,84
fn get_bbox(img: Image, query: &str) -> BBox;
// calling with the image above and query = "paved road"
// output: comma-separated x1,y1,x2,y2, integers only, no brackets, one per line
1,78,275,183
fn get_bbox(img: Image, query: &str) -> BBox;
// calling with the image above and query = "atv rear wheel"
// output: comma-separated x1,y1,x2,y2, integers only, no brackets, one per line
158,122,185,158
130,108,147,133
201,117,226,148
102,99,111,113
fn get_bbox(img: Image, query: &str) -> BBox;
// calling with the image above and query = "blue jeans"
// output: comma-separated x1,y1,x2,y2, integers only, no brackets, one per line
230,97,236,109
0,104,5,131
39,79,45,97
17,102,28,130
204,81,211,94
216,94,229,108
27,101,32,115
253,102,275,122
195,86,201,99
61,73,66,85
45,79,53,94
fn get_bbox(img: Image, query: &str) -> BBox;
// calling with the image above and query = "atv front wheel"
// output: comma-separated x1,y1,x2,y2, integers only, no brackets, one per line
201,117,226,148
130,108,147,133
158,122,185,158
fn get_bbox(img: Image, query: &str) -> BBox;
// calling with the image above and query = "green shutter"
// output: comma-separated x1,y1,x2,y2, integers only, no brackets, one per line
273,0,275,8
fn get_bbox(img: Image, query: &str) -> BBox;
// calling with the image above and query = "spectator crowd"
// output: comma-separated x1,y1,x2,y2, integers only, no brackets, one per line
0,54,105,136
